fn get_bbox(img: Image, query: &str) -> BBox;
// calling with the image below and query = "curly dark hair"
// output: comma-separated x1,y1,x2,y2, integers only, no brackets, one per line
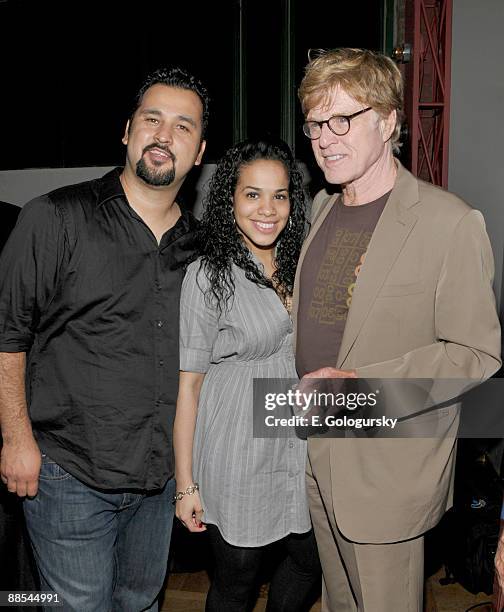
198,138,307,312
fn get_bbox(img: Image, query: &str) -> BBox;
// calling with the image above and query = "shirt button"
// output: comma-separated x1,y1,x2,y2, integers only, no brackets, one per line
156,320,164,328
288,472,294,478
158,359,164,367
288,442,294,448
155,399,160,407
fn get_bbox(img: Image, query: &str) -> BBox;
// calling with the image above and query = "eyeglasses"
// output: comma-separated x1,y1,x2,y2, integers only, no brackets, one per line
302,107,372,140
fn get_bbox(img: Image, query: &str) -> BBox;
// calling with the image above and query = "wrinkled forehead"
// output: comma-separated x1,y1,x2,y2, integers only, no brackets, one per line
306,85,369,118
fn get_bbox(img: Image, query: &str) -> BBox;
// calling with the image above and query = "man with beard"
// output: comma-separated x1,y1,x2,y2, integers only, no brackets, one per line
0,67,208,611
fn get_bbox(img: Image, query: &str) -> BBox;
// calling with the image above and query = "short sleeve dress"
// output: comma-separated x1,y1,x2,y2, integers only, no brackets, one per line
180,259,311,547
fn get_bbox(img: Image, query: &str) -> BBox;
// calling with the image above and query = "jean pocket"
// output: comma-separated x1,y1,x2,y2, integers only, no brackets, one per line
39,455,73,481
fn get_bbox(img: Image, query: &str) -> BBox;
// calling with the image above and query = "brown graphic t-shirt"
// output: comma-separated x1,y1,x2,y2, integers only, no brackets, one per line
296,191,390,377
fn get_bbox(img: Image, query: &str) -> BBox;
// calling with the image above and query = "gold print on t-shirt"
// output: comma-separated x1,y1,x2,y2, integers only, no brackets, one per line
308,229,372,325
347,250,366,308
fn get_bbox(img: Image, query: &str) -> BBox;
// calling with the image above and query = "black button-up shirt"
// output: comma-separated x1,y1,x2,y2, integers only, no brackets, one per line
0,169,198,490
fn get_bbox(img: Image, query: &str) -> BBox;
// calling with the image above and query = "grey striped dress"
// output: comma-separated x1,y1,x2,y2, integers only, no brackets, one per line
180,259,311,547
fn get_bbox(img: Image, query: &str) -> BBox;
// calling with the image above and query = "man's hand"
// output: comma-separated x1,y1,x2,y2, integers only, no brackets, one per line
304,367,357,380
296,366,357,398
0,432,41,497
292,367,357,418
1,351,40,496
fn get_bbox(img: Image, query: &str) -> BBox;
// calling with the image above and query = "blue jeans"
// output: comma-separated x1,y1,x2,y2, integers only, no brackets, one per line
23,454,175,612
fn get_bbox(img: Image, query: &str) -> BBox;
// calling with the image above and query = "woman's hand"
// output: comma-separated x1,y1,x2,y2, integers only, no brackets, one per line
175,490,206,533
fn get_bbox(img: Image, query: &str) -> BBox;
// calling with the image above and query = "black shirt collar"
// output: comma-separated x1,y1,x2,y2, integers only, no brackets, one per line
96,166,198,231
96,167,125,206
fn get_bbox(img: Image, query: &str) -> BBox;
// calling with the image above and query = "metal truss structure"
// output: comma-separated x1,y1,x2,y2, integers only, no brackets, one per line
397,0,453,187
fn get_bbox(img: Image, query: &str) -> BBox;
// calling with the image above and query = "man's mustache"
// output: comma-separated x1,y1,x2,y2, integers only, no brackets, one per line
142,143,176,162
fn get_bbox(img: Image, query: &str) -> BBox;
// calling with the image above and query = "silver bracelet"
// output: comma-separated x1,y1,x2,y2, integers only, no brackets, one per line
173,483,199,502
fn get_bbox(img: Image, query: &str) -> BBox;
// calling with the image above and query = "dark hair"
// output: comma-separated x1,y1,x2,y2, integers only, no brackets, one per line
198,138,307,312
131,67,210,137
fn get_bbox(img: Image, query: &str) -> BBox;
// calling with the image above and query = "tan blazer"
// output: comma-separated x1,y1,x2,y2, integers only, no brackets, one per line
293,161,501,543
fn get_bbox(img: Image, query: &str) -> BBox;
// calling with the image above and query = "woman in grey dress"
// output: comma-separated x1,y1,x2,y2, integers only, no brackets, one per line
174,139,320,611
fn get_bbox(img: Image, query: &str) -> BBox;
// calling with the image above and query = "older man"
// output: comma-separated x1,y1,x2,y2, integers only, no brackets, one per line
293,48,501,611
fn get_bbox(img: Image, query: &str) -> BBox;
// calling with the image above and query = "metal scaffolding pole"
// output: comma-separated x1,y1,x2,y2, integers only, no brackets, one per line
397,0,453,187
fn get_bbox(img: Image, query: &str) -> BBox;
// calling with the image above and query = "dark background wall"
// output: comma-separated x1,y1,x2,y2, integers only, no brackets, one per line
0,0,382,171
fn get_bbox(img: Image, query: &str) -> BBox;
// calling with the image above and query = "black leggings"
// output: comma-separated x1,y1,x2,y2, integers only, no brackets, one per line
205,525,321,612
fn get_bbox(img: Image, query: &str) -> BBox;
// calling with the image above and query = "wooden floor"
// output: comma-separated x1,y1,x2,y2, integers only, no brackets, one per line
161,571,321,612
161,568,493,612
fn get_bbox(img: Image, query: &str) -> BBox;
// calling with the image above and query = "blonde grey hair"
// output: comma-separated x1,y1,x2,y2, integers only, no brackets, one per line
299,48,404,153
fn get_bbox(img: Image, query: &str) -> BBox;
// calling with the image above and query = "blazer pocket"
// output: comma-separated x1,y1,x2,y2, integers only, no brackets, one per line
379,281,425,297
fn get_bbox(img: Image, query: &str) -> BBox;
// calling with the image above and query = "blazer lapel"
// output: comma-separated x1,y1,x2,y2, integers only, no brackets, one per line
337,163,420,367
292,191,338,337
